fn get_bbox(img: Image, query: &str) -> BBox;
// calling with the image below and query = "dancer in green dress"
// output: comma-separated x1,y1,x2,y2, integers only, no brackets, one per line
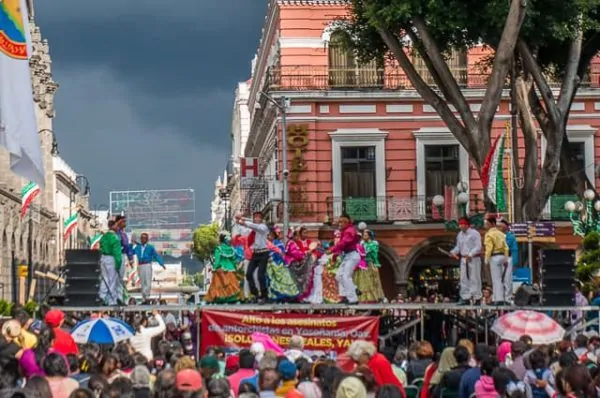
354,229,385,302
205,233,242,303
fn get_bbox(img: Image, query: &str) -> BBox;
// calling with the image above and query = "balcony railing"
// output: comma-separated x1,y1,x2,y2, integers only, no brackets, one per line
542,194,580,221
325,195,485,223
266,66,597,91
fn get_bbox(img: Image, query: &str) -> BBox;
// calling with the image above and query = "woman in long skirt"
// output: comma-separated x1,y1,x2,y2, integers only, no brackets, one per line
205,233,242,303
353,229,385,303
267,228,299,302
322,233,342,304
306,243,326,304
285,228,313,301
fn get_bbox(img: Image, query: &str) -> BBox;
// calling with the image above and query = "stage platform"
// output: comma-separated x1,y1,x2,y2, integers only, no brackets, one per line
53,303,600,313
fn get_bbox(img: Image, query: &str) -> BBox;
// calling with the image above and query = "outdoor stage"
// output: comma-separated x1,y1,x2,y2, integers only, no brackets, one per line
53,302,600,313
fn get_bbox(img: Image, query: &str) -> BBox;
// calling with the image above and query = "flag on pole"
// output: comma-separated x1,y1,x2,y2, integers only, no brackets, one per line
481,131,507,212
90,233,103,250
63,213,79,241
20,181,40,218
0,1,45,187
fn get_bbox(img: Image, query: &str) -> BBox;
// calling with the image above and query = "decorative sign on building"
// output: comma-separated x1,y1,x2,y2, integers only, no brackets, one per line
287,125,314,217
240,157,259,189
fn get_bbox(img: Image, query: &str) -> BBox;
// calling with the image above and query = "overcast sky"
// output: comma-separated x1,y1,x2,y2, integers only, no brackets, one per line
34,1,267,223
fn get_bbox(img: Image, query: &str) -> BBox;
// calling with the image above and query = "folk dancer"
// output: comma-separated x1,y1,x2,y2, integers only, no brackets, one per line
205,232,242,303
236,211,270,303
327,213,360,304
449,217,482,305
498,219,518,303
132,232,165,303
115,215,133,304
484,216,510,305
267,227,299,301
354,229,385,303
99,220,122,305
286,228,313,301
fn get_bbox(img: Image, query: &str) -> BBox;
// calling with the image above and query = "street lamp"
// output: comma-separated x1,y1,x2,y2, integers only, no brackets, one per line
259,91,290,240
564,189,600,237
38,129,59,156
432,182,484,231
219,186,232,231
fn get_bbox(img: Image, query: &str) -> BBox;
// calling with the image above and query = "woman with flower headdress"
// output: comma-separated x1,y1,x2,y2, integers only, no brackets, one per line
266,226,300,301
205,232,242,303
285,227,314,301
322,231,342,303
353,229,385,303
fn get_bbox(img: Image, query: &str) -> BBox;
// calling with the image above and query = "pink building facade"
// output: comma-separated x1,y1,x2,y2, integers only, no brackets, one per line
242,0,600,297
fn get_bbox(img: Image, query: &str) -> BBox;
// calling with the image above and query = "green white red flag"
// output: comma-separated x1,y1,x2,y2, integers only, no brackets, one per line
481,131,507,212
63,213,79,241
90,233,103,249
20,182,40,218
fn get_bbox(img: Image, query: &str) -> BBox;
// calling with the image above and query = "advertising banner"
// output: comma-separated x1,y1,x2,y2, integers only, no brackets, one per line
201,310,379,354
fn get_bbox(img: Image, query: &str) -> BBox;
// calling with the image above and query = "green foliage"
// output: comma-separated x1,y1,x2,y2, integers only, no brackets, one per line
0,301,14,317
192,223,219,261
576,231,600,294
194,273,204,288
344,0,600,77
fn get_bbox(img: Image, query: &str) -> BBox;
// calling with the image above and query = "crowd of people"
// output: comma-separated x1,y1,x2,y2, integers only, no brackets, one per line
0,301,599,398
205,211,385,305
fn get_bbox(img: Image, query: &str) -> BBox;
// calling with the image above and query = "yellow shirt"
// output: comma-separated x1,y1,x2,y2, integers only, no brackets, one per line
14,329,37,349
484,227,509,263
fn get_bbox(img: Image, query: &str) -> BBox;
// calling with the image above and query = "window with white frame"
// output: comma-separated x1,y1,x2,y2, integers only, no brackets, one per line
413,128,470,218
329,129,387,220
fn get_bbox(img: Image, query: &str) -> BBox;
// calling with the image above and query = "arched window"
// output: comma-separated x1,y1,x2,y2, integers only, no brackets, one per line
413,48,468,86
328,30,383,88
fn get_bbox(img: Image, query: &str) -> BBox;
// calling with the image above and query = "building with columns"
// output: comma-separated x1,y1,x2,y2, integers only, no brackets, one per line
241,0,600,298
0,3,95,301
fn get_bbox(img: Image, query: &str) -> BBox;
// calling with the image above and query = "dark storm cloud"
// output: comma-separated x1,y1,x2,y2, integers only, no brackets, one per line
33,1,267,221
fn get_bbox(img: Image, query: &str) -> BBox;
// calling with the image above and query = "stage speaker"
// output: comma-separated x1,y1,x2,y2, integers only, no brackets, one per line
540,249,576,306
514,285,541,306
64,249,103,307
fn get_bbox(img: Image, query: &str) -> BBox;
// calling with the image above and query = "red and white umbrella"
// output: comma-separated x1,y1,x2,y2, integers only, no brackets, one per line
491,310,565,344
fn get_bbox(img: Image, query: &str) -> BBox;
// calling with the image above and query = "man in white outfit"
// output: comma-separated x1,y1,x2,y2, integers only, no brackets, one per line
328,213,360,304
449,217,482,305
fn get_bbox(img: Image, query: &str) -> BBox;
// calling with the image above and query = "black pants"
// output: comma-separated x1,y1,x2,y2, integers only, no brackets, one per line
246,251,269,298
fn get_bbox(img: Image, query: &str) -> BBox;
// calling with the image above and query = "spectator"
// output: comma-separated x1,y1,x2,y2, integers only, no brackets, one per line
44,310,78,356
523,349,553,397
275,359,298,397
405,341,434,383
225,356,240,376
11,306,37,349
347,341,406,397
491,367,530,398
259,369,280,398
285,336,311,363
474,356,499,398
433,345,470,397
176,369,205,393
381,347,406,386
429,347,457,390
507,341,528,380
130,365,152,398
458,344,490,398
201,355,223,383
296,358,321,398
43,352,79,398
129,310,165,361
228,349,257,397
19,326,54,379
335,376,367,398
207,378,234,398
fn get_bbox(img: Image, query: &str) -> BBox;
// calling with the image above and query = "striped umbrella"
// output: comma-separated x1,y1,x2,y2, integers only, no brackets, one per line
71,318,135,344
491,310,565,345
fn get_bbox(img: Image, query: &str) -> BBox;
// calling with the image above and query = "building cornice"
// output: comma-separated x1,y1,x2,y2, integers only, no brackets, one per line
0,187,58,221
55,171,80,193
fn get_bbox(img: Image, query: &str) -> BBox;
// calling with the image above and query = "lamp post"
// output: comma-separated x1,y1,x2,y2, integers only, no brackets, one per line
71,175,90,248
564,189,600,237
259,91,290,240
38,129,59,156
432,182,484,231
219,186,232,231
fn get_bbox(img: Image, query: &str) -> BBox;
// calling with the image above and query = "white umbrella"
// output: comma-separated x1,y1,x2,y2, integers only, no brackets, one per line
71,318,135,344
491,310,566,345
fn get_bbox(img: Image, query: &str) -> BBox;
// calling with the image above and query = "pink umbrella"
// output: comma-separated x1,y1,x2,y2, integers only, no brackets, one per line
491,310,565,345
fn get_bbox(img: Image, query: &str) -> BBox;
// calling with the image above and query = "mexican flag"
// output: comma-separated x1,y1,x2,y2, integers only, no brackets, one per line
481,131,507,212
63,213,79,241
20,182,40,218
90,233,103,250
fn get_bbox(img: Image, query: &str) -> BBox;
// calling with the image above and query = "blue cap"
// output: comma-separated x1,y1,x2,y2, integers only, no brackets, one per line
277,359,297,381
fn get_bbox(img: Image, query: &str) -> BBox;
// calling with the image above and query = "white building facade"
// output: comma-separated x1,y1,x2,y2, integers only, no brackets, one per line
0,5,95,301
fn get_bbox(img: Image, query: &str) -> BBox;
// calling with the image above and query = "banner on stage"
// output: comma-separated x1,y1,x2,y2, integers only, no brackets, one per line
200,310,379,354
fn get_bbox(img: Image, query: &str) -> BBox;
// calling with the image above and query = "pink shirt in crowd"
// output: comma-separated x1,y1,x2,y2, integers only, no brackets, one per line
228,368,257,397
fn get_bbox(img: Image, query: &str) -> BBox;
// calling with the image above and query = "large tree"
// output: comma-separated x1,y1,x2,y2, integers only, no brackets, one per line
192,223,219,262
344,0,600,220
